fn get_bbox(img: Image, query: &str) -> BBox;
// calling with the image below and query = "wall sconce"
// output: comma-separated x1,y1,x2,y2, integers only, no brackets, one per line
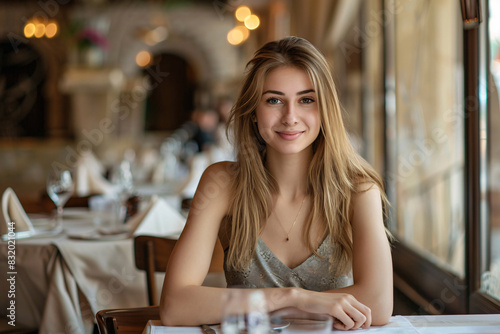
461,0,481,29
227,5,259,45
24,19,59,38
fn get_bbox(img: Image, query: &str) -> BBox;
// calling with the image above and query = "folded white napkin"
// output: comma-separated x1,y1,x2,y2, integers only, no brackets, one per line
74,151,115,196
1,187,34,235
179,151,213,199
126,195,186,236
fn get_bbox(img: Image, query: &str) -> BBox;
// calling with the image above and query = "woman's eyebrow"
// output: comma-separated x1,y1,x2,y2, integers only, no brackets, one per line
262,89,315,96
297,89,315,95
262,90,284,95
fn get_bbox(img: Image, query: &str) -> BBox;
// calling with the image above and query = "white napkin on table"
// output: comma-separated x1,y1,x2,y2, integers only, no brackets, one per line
179,151,213,199
74,151,115,196
126,195,186,236
1,187,34,235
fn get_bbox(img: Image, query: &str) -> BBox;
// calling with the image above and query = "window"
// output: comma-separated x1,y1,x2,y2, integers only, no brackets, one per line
479,0,500,304
384,0,500,314
386,0,465,276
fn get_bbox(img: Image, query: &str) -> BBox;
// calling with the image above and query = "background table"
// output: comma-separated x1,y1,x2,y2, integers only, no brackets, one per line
0,211,225,334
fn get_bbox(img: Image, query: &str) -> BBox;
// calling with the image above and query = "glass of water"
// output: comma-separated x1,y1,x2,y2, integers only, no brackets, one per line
221,289,271,334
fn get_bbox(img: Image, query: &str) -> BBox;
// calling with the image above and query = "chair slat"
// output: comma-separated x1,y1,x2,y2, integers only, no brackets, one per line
133,235,224,306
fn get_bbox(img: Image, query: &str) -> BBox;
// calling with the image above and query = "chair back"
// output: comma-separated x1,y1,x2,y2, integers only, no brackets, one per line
134,235,224,305
95,305,160,334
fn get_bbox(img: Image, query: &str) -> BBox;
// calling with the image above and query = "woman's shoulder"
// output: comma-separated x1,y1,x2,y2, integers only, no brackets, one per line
207,160,237,171
202,161,238,184
194,161,237,200
355,181,380,193
188,161,236,218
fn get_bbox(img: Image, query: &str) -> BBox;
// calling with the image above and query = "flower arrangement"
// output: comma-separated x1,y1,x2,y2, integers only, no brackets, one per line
75,27,109,51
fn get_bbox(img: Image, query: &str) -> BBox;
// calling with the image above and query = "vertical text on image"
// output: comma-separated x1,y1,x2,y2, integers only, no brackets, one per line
6,221,17,326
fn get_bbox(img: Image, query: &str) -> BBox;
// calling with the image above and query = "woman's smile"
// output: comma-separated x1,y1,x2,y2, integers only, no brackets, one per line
276,130,305,140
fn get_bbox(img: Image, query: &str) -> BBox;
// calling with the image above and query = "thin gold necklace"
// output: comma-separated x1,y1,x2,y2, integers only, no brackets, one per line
274,196,306,242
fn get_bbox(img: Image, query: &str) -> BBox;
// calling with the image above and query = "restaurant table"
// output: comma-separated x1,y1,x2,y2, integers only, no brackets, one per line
0,209,225,334
143,314,500,333
0,211,150,334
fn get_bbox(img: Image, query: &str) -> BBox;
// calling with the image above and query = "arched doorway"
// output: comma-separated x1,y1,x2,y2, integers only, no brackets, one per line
143,53,197,133
0,39,47,138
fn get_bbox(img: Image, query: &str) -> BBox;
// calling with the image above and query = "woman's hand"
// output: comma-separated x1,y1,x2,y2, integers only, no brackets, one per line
291,288,371,330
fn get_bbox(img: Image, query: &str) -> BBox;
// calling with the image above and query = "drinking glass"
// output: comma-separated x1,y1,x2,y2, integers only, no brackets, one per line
88,194,126,234
114,159,134,195
221,289,271,334
46,168,74,231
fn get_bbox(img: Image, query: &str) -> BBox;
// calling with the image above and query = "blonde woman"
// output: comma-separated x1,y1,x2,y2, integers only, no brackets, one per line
160,36,393,330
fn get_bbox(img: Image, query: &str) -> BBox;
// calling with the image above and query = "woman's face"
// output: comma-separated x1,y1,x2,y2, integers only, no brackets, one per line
255,66,320,156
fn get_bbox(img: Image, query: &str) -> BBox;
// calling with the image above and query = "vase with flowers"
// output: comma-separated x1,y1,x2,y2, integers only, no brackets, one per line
75,27,109,67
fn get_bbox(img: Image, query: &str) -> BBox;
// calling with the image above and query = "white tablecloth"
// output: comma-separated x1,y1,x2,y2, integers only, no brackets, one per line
0,215,151,334
144,314,500,333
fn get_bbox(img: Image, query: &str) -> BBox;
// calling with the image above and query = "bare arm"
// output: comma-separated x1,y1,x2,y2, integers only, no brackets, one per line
160,162,233,325
328,185,393,326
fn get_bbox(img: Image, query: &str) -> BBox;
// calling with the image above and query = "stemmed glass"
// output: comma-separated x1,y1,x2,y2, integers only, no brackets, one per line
107,159,133,230
46,168,74,232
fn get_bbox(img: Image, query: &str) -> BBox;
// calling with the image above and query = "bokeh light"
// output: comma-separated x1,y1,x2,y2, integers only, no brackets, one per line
144,26,168,46
45,22,58,38
136,50,152,67
244,14,260,30
24,23,36,38
34,23,45,38
235,25,249,42
24,19,60,38
235,6,251,22
227,27,244,45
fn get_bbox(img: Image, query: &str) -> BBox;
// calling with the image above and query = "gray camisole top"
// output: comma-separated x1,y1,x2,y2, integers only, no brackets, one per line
224,237,353,291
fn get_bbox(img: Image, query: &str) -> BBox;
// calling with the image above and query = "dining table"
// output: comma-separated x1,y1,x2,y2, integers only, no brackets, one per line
0,205,225,334
0,209,154,334
142,314,500,333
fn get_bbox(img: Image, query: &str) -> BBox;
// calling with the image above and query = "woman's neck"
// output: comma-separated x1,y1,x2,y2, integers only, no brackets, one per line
265,148,312,199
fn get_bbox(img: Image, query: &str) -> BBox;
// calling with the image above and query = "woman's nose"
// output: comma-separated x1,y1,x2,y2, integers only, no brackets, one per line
282,104,298,126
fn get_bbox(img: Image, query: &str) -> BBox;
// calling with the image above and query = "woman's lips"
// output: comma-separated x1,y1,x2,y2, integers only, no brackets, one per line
276,131,304,140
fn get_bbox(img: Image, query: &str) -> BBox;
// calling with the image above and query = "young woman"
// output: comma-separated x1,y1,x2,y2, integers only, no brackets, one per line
160,36,393,331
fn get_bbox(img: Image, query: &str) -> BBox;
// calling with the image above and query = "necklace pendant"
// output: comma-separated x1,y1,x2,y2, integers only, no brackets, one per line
286,237,289,241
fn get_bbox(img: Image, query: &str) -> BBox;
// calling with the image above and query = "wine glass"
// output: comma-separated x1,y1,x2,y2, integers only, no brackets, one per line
46,168,74,232
110,159,134,224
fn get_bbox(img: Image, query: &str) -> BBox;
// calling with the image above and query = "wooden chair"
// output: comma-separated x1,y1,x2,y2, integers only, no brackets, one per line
133,235,224,306
95,305,160,334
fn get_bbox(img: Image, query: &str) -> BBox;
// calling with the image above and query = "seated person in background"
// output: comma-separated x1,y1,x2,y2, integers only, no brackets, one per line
160,36,393,330
213,97,236,161
191,108,220,153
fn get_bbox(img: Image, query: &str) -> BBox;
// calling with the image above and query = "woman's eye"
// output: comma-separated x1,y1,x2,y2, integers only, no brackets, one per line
266,97,281,104
301,97,315,104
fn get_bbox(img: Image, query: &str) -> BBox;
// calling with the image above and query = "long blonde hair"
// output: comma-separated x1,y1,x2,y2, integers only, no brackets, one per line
225,36,388,274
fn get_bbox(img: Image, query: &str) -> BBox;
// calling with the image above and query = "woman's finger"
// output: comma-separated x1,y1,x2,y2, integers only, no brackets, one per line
329,299,371,330
345,305,368,330
332,312,355,330
350,300,371,329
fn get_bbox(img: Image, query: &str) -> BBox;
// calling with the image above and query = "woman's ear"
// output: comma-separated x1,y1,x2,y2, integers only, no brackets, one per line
251,113,257,122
